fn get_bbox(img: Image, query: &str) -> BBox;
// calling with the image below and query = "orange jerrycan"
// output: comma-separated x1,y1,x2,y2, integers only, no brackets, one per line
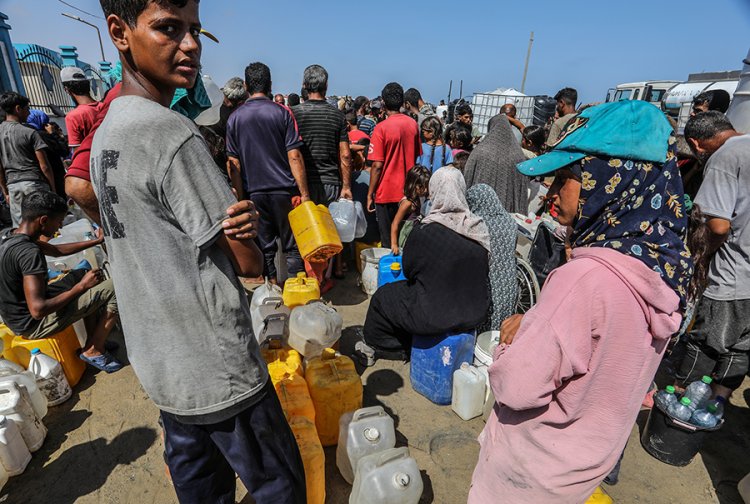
282,273,320,309
11,325,85,386
261,345,303,385
288,415,325,504
274,372,316,424
288,201,342,263
305,349,363,446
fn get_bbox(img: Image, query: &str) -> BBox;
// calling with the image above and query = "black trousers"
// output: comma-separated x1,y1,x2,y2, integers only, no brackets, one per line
375,202,400,248
160,384,307,504
250,192,304,280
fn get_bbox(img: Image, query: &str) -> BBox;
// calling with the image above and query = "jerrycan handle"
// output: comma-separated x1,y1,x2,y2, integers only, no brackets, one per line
374,447,409,468
352,406,386,422
261,296,285,307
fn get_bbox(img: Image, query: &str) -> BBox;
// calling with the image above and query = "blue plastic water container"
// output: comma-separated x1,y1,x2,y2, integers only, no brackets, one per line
377,254,406,288
410,332,476,405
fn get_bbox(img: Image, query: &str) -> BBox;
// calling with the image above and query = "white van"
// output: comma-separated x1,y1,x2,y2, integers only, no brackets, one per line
605,81,680,108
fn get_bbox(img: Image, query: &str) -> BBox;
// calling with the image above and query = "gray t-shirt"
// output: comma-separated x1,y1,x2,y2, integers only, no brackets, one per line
694,134,750,301
0,121,47,184
90,95,268,420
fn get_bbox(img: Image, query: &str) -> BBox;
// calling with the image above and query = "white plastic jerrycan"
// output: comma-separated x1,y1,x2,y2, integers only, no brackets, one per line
250,280,283,338
288,301,343,358
452,363,486,421
0,414,31,476
0,369,48,419
337,406,396,484
29,349,72,407
0,382,46,452
329,199,358,243
350,446,423,504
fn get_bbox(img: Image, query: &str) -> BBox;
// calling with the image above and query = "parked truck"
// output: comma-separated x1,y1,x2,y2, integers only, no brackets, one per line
605,81,679,108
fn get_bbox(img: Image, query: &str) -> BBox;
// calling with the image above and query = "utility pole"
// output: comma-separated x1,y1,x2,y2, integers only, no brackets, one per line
61,12,106,62
521,31,534,94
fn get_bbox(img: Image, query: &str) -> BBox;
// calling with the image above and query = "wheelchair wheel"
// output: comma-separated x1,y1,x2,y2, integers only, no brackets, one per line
516,257,541,314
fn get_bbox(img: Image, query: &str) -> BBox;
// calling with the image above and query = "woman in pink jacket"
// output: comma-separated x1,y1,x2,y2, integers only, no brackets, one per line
468,101,693,504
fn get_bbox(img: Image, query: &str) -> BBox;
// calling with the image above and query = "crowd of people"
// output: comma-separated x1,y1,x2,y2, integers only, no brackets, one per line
0,0,746,503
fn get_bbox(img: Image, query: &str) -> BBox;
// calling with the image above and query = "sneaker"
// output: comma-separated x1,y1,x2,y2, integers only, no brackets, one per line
353,341,376,367
79,351,124,373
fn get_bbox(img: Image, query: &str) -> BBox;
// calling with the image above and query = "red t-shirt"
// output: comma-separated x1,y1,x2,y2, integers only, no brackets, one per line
65,101,102,148
66,83,122,182
348,129,370,144
367,113,421,204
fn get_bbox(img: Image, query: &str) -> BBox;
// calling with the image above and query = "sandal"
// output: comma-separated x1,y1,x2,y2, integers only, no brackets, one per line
79,351,124,373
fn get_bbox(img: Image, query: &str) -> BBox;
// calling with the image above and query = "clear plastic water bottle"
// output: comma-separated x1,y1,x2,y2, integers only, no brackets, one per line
666,397,693,422
711,396,725,420
654,385,678,411
690,404,718,428
683,375,712,410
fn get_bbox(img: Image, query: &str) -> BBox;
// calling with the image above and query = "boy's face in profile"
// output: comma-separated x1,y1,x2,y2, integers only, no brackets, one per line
116,0,202,94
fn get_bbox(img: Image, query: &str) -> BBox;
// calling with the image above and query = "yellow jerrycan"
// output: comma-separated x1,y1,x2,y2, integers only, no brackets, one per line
261,344,303,385
282,273,320,309
274,372,316,424
288,415,325,504
305,349,363,446
288,201,342,263
11,325,86,386
585,487,613,504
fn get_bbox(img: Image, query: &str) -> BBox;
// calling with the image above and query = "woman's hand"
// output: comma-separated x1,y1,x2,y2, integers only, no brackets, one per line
500,314,524,345
391,244,399,256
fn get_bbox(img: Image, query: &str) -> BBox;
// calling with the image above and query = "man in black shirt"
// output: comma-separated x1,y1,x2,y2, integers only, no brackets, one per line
291,64,352,206
0,191,122,372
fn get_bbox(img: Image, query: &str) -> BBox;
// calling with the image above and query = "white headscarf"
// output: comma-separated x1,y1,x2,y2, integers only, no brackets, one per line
422,167,491,251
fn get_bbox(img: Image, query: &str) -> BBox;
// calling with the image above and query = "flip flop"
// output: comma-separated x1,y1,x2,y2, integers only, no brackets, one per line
79,351,124,373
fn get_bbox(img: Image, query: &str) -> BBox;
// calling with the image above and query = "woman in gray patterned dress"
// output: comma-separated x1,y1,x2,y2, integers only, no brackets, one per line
467,184,518,332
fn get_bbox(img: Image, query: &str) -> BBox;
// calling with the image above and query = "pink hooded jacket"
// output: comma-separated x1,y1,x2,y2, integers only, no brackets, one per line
469,247,682,504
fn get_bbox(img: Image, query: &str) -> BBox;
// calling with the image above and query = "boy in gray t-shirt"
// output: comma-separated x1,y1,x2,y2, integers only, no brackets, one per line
678,111,750,401
92,1,304,502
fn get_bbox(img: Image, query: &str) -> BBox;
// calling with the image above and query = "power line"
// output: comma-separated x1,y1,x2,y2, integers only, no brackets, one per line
58,0,105,20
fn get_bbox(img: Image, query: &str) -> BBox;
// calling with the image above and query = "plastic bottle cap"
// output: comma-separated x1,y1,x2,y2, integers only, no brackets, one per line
30,348,41,355
296,272,306,279
363,427,381,442
701,375,713,384
680,397,691,406
707,404,717,413
665,385,675,394
394,473,411,488
321,348,337,361
390,263,401,272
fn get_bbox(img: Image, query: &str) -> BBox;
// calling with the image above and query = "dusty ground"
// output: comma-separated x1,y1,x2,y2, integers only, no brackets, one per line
4,272,749,504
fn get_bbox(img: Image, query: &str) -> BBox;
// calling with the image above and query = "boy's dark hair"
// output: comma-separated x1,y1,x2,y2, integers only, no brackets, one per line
448,124,472,149
692,89,731,113
455,102,473,117
554,87,578,107
244,62,272,95
0,92,30,115
63,80,92,96
404,88,422,108
452,151,470,171
345,110,358,126
353,95,368,112
99,0,198,26
684,111,735,141
404,165,431,206
21,190,68,221
381,82,404,112
287,93,300,107
522,124,546,151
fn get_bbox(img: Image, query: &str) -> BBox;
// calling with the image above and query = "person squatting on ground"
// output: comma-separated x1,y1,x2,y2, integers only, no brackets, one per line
92,1,306,502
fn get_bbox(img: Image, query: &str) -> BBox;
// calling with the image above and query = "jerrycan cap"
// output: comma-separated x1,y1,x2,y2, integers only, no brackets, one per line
30,348,41,355
390,262,401,272
321,348,337,360
363,427,381,442
393,472,411,488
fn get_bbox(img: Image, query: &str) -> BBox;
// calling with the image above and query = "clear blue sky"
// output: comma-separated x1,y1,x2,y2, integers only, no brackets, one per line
4,0,750,105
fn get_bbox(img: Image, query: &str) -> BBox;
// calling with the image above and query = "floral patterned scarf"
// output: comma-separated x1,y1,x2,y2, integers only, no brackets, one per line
570,142,693,307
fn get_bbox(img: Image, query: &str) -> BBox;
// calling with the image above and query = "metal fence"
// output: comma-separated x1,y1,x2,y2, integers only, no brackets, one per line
14,44,107,118
470,92,535,136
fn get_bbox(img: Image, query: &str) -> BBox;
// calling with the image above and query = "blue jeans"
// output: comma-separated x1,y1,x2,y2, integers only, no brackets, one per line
160,382,306,504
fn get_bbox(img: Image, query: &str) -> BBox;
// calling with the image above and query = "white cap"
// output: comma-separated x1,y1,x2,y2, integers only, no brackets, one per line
60,66,88,83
